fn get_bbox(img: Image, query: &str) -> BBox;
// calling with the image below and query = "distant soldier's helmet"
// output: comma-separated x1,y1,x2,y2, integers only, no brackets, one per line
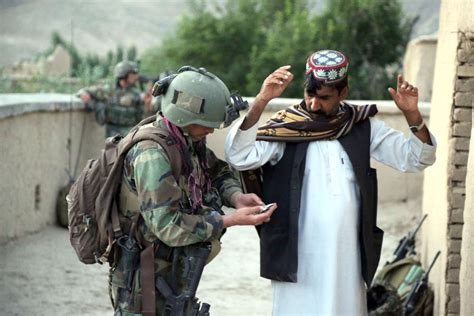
114,61,139,79
160,67,233,128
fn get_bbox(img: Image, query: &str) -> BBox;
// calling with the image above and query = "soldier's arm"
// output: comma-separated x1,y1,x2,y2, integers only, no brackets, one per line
206,148,242,206
77,85,110,114
130,143,225,247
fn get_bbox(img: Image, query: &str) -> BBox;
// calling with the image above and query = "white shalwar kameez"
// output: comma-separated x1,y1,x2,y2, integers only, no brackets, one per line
224,117,436,316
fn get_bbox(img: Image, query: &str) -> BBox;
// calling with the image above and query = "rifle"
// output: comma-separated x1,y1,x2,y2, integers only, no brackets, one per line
155,243,212,316
390,214,427,264
403,251,441,315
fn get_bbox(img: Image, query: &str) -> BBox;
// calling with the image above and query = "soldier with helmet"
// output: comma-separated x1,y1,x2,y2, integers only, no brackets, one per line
78,60,157,137
110,66,277,315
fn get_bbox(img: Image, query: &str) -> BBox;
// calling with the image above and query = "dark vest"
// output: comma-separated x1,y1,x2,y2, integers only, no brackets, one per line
260,119,383,286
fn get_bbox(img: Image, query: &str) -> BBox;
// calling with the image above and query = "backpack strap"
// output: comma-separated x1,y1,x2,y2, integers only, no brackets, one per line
130,125,182,181
104,119,182,237
376,257,421,280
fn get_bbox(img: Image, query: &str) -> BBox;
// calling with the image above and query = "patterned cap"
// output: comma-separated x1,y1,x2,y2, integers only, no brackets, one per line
306,50,349,83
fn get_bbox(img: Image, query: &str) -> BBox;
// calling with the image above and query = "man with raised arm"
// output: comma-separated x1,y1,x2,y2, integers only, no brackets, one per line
225,50,436,315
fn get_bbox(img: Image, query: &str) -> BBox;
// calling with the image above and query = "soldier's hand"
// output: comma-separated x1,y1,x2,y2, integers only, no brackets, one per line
79,92,92,103
143,92,153,111
230,192,263,209
222,204,277,228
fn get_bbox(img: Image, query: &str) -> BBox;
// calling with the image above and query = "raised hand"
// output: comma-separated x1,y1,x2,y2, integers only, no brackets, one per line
257,65,294,103
241,65,294,130
388,74,419,114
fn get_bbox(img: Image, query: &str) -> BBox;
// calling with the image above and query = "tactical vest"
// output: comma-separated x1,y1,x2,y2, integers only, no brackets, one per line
106,87,143,127
259,119,383,286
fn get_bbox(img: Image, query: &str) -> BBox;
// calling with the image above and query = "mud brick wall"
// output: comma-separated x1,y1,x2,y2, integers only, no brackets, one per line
447,33,473,315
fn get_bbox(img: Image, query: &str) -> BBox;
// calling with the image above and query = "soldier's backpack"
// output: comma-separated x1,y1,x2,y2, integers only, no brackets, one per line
66,115,181,264
368,256,435,316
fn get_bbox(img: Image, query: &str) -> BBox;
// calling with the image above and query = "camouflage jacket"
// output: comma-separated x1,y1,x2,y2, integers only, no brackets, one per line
118,120,242,247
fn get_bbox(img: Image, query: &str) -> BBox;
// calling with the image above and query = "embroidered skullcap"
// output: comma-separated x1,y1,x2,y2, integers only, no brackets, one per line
305,50,349,83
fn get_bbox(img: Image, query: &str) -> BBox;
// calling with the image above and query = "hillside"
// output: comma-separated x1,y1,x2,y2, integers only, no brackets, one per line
0,0,188,67
0,0,440,68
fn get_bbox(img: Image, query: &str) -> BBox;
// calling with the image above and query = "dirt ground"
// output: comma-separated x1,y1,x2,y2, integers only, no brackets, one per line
0,199,423,316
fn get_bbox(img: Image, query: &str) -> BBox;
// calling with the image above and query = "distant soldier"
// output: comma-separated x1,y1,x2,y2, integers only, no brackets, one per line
78,60,158,137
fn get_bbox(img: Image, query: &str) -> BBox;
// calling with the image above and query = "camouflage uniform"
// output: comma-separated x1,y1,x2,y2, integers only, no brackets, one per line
109,117,242,315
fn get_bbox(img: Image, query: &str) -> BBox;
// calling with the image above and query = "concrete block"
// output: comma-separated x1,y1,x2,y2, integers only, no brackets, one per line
452,122,471,137
446,268,460,283
452,137,471,150
454,92,473,106
449,208,464,223
457,49,474,63
447,297,460,313
453,186,466,195
446,283,460,297
449,191,465,208
453,151,469,165
453,108,472,122
447,254,461,268
458,65,474,77
448,239,462,253
451,166,467,181
449,224,464,239
456,78,474,91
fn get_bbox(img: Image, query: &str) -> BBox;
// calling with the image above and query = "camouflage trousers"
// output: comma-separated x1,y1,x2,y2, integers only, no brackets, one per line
110,241,220,315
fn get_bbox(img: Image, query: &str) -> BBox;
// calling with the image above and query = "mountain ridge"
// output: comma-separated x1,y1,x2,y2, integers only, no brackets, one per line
0,0,440,68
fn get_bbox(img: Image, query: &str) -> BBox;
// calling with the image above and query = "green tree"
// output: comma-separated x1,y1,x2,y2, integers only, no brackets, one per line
116,45,124,64
140,0,413,99
127,45,138,61
141,0,268,94
246,0,318,97
316,0,415,99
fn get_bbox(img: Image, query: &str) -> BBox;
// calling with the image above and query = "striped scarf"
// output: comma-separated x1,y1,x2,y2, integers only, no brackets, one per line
256,101,377,142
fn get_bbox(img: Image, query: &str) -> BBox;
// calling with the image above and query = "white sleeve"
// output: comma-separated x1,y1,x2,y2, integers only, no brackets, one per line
224,117,285,170
370,118,437,172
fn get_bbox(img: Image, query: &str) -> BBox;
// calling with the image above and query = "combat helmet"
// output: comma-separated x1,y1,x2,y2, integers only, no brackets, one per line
114,60,139,79
155,66,247,128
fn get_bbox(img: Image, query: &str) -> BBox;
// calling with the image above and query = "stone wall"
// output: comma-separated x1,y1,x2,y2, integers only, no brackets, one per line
460,106,474,315
445,33,473,315
446,33,474,315
422,0,474,314
0,94,104,243
458,32,474,316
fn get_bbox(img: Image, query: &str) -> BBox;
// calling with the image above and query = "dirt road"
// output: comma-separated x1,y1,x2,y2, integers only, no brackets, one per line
0,200,422,315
